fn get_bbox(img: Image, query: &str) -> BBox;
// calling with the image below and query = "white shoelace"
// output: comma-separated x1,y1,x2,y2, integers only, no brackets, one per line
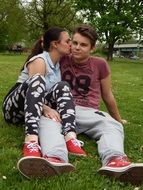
71,139,84,147
26,142,41,152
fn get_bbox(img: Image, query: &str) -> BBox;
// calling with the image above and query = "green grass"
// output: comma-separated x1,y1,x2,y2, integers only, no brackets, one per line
0,54,143,190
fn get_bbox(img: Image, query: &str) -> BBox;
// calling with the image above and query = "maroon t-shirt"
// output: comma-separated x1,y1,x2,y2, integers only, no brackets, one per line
60,55,110,110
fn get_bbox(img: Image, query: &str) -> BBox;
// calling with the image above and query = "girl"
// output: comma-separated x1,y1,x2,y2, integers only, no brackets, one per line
3,27,85,178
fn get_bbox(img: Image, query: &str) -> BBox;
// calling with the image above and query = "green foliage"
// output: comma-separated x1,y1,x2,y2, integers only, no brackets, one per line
0,0,27,50
23,0,79,43
0,23,8,51
74,0,143,60
0,54,143,189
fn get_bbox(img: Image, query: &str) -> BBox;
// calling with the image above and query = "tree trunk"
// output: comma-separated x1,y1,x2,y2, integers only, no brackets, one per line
107,43,114,61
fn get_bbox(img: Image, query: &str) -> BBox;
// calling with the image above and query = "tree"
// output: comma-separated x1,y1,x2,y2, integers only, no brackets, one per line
74,0,143,60
23,0,79,43
0,0,27,51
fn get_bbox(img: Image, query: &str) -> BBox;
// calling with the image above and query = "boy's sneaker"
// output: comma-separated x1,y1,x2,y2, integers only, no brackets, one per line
17,156,75,179
106,156,131,167
66,138,86,156
98,156,143,185
17,157,56,179
44,156,75,175
23,141,41,157
98,156,131,177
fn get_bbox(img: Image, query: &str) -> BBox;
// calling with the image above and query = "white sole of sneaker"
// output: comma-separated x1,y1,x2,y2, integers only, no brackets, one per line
69,152,87,157
118,163,143,186
17,157,75,179
17,157,56,179
98,163,143,185
47,161,75,175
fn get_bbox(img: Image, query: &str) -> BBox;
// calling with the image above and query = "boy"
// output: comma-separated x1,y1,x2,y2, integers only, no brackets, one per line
59,24,143,185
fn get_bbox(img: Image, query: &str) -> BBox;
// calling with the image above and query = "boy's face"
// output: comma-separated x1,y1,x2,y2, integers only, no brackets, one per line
71,33,94,63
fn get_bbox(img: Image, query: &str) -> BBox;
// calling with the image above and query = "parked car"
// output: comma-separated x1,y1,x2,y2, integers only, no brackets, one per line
130,55,139,60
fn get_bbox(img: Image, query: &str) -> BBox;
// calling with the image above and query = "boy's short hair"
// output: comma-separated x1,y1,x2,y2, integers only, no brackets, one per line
73,24,98,47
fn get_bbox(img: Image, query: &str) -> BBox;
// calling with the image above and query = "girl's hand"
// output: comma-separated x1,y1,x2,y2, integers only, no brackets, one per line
43,105,61,123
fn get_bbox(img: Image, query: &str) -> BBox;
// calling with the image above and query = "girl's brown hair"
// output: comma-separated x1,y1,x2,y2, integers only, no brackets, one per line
22,27,66,70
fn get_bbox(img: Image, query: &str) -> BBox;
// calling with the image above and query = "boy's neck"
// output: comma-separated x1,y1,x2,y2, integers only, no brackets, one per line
73,57,89,64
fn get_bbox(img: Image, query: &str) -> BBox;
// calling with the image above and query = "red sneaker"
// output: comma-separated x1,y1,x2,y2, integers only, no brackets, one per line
44,156,75,175
17,157,56,179
106,156,131,167
98,156,131,177
66,139,86,156
44,156,64,163
17,149,74,179
23,141,41,157
98,156,143,186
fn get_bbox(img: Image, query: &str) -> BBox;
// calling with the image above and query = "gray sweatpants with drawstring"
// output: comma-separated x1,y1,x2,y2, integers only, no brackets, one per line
39,105,126,165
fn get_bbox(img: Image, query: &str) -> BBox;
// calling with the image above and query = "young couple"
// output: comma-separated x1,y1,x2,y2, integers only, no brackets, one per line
2,24,143,185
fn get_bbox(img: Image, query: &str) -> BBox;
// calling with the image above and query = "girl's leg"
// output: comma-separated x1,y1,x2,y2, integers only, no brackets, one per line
24,75,46,137
45,81,76,136
3,74,46,156
3,74,46,136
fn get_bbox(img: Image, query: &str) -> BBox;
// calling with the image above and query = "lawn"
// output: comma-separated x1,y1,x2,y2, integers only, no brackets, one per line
0,54,143,190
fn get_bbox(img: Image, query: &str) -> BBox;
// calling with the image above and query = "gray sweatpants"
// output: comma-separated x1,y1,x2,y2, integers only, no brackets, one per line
39,116,68,163
39,106,126,165
75,106,126,165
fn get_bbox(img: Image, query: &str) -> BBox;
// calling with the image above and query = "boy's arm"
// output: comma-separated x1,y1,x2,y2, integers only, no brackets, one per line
101,75,127,124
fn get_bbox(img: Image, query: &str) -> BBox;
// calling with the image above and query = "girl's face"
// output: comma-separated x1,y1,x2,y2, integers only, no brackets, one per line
56,31,71,55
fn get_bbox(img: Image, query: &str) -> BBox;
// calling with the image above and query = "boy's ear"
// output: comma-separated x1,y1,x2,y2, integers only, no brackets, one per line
90,46,96,53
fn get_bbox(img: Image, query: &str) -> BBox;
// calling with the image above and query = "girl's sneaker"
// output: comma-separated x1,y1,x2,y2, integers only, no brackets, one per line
23,141,41,157
66,139,86,156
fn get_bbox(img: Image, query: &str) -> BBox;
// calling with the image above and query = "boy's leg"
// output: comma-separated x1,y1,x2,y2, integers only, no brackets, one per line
39,116,68,162
75,106,126,165
76,106,143,185
17,116,75,179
